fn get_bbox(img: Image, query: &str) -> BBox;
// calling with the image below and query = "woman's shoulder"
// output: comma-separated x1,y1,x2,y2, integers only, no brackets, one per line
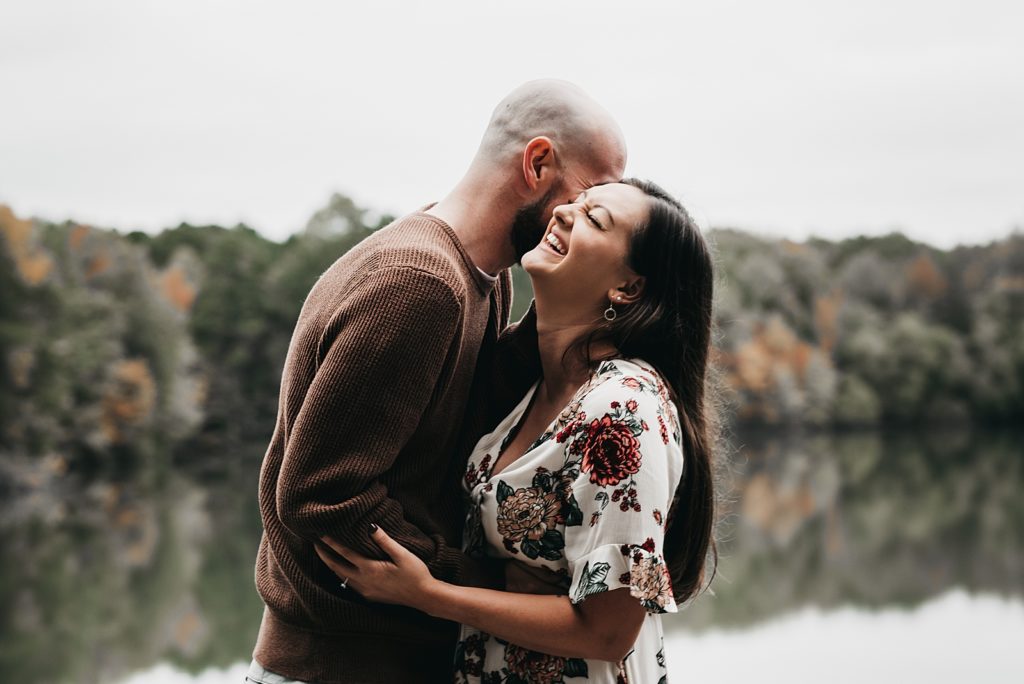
579,358,682,450
584,358,669,407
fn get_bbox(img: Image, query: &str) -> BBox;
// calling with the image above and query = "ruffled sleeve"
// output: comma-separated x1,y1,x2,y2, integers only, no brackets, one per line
560,361,684,614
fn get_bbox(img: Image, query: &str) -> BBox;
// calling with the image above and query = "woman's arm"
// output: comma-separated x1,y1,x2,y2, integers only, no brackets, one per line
317,526,645,661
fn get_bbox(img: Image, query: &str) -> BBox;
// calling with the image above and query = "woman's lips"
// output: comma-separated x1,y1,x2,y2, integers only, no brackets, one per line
544,231,567,256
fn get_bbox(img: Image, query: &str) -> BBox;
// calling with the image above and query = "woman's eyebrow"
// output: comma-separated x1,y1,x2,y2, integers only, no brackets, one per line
580,190,615,227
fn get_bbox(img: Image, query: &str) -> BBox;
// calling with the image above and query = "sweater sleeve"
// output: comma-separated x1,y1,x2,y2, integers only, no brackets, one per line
275,265,474,584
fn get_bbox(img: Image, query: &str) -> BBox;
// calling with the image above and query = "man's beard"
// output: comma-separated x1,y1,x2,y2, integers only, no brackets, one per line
510,187,558,263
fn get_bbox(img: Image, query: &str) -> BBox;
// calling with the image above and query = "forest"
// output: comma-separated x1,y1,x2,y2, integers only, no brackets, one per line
1,195,1022,478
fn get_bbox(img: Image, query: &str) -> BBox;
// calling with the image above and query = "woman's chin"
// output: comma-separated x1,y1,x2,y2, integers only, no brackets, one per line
521,249,546,275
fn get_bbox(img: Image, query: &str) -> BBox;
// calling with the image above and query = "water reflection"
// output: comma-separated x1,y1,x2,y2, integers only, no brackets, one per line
681,428,1024,630
1,429,1021,683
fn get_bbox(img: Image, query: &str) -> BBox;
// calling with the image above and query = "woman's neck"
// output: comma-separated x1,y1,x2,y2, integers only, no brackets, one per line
535,316,618,404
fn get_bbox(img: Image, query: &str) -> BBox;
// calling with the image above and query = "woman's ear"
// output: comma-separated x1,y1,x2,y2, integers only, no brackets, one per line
608,276,645,305
521,137,556,191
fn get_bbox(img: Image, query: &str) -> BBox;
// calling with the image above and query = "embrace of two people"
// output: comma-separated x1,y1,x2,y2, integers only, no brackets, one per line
246,80,717,684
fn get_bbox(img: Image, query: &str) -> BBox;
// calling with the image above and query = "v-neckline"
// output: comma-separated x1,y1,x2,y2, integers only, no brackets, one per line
484,359,617,482
486,380,543,481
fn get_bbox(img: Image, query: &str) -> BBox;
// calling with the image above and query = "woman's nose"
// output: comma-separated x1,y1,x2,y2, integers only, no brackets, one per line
552,203,573,226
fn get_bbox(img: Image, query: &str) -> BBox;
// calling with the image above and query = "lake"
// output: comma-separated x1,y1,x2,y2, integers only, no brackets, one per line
2,428,1021,683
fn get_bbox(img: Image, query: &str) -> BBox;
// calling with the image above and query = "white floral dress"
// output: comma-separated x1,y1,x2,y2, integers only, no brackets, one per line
456,358,683,684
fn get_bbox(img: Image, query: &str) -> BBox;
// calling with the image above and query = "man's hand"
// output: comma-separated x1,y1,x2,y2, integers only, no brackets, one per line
504,560,568,596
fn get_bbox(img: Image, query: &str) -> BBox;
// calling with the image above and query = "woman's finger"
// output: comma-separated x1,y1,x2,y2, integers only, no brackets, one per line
314,543,357,579
320,535,364,565
368,524,411,563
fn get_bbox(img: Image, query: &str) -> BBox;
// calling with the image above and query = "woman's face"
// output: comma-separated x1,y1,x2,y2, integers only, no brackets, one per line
522,182,649,321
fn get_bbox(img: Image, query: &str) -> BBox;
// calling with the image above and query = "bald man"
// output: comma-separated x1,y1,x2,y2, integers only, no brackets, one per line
249,81,626,683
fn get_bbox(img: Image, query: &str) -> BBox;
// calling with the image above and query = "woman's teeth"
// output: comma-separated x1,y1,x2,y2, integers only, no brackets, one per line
546,232,567,255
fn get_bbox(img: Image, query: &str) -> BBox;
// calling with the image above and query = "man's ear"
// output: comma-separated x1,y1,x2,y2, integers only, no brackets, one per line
608,276,645,305
521,137,556,191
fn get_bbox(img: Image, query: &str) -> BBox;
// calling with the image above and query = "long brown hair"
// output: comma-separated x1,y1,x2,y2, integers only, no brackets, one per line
569,177,717,603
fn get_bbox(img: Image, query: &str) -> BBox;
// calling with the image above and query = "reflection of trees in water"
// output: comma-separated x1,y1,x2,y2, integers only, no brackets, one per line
0,457,263,684
677,429,1024,631
2,432,1021,681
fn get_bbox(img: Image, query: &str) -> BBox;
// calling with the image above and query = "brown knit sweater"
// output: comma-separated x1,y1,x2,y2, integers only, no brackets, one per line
253,211,516,683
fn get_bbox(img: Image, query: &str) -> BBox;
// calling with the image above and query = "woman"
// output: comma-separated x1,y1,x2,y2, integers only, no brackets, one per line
316,179,717,683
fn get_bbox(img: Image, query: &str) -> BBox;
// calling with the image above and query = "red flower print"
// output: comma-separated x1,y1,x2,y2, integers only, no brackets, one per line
464,454,492,489
653,509,663,525
626,399,638,413
619,572,631,584
622,377,642,390
641,537,656,553
658,414,669,445
641,419,649,431
555,420,579,443
504,644,566,684
611,401,620,409
579,414,643,486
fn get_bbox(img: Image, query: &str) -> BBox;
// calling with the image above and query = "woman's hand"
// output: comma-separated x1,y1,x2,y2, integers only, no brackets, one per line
315,524,437,610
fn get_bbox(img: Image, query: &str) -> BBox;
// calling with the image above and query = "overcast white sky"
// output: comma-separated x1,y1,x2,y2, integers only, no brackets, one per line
2,0,1022,248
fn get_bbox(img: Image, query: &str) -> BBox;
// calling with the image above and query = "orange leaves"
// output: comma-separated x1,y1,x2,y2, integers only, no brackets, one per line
742,472,817,545
159,265,197,312
721,316,836,423
0,204,54,285
905,253,948,300
100,359,157,443
814,289,844,355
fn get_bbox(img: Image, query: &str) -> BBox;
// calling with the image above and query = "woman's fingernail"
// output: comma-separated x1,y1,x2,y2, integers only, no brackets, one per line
369,523,379,533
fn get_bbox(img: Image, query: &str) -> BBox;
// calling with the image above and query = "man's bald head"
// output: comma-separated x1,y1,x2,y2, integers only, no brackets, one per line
476,80,626,181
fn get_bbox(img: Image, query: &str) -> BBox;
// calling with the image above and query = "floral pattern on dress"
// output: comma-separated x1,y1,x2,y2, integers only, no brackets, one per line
457,359,681,683
617,538,675,612
619,366,681,448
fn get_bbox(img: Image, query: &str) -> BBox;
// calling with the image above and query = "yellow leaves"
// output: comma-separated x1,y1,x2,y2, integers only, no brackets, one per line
100,359,157,443
0,204,54,285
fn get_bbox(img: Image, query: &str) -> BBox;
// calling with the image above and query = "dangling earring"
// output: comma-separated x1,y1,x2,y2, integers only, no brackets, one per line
604,295,623,322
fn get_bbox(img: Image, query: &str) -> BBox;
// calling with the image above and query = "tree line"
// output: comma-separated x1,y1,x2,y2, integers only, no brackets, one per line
1,196,1021,474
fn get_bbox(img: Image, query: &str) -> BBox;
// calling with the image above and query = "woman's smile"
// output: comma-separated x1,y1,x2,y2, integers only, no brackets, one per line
543,229,568,257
